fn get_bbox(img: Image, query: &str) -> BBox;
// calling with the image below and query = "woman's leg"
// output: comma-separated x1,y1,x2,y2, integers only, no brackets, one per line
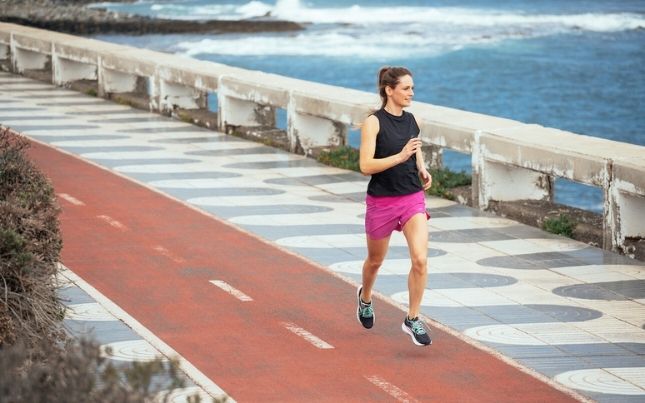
402,213,428,318
361,235,391,302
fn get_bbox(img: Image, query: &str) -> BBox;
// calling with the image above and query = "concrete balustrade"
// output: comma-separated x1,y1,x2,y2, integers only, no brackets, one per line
476,126,608,209
0,30,8,58
11,32,51,75
293,85,377,149
0,43,8,65
217,74,283,130
53,56,96,86
609,158,645,250
155,58,227,114
52,39,107,86
1,22,643,257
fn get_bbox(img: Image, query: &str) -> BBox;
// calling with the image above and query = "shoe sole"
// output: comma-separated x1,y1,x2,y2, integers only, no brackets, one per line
356,286,374,329
401,322,432,346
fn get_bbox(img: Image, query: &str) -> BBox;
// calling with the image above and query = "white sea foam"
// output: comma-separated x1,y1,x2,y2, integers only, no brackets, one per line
139,0,645,33
269,4,644,32
141,1,268,20
174,30,505,58
103,0,645,58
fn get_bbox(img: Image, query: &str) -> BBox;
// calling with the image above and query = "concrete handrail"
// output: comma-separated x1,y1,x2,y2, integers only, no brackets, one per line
0,22,643,257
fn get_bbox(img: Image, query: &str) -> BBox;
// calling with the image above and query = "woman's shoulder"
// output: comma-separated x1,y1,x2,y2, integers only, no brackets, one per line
369,108,387,122
362,113,380,133
364,113,380,125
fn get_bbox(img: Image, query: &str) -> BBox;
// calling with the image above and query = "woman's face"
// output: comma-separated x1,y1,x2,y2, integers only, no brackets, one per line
387,74,414,107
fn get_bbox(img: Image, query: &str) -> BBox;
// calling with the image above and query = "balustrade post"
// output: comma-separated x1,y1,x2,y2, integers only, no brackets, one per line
286,93,346,155
159,79,207,114
0,40,9,71
606,159,645,258
421,144,443,170
52,52,97,87
12,46,50,76
217,77,275,132
473,130,553,210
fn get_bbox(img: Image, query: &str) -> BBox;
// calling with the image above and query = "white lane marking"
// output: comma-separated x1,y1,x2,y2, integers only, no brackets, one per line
153,245,186,264
96,214,127,231
209,280,253,302
58,193,85,206
282,322,334,349
58,264,233,402
365,375,420,403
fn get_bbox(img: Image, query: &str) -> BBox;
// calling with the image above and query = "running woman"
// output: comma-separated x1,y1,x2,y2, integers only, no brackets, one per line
356,66,432,346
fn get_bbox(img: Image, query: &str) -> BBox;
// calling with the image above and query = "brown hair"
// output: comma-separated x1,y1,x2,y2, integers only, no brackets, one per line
377,66,412,109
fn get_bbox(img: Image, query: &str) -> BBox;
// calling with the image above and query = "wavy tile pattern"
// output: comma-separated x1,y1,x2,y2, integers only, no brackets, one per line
3,72,643,401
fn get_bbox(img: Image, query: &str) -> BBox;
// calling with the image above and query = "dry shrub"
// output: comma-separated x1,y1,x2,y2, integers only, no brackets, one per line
0,127,64,346
0,127,62,264
0,338,188,403
0,128,219,402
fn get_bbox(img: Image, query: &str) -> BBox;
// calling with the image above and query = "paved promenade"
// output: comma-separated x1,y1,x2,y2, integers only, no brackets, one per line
2,71,644,402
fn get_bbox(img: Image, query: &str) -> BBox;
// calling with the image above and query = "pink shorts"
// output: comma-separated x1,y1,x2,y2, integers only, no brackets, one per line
365,190,430,240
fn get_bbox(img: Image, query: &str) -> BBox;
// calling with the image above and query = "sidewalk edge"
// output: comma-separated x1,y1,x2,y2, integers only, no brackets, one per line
59,264,234,403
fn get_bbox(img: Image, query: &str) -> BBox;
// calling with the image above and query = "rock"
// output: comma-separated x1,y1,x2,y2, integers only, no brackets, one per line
0,0,304,35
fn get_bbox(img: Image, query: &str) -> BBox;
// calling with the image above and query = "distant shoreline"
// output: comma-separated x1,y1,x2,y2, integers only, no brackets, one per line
0,0,304,35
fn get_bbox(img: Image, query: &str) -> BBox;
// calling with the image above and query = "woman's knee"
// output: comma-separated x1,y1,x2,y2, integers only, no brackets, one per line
365,255,384,271
410,254,427,275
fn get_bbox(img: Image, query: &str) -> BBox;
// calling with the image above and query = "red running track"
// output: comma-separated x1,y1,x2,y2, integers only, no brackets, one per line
28,140,581,402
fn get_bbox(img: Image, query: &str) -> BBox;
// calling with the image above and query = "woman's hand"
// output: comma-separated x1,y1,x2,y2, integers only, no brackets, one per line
398,137,422,163
419,169,432,190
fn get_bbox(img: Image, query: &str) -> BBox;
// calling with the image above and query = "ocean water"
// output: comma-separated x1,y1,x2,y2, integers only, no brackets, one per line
92,0,645,213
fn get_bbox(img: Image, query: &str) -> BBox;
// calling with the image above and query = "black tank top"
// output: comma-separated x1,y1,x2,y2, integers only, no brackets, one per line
367,108,423,196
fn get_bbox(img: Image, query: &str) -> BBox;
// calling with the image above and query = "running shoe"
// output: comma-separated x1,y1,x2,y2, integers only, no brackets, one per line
402,316,432,346
356,286,374,329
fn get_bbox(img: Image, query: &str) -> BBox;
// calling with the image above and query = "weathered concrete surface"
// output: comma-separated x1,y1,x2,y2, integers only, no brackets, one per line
410,103,523,154
446,186,613,256
488,200,605,247
172,108,219,131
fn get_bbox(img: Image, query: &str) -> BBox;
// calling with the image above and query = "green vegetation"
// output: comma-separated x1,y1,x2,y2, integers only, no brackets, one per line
315,146,472,200
85,88,97,97
543,214,576,238
316,145,360,172
176,110,195,124
115,96,132,106
426,168,471,200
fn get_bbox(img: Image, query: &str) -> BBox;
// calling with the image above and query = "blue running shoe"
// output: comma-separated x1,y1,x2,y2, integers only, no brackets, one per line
402,316,431,346
356,286,374,329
